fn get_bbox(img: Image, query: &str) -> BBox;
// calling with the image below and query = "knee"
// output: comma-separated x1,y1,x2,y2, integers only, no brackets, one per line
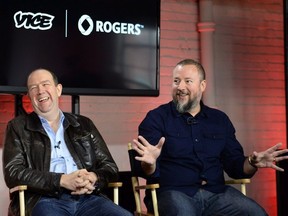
243,201,268,216
158,190,195,216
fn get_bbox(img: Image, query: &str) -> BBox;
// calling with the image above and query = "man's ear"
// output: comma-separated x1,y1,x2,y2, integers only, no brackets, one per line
200,80,206,92
57,83,63,97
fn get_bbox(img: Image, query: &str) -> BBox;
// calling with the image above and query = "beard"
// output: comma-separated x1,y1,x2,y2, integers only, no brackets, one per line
174,98,194,113
173,92,198,113
172,89,201,114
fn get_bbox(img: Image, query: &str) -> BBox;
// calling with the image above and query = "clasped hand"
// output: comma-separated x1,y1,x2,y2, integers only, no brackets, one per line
60,169,98,195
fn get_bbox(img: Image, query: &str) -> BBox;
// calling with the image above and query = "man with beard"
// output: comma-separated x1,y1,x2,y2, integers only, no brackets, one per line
131,59,288,216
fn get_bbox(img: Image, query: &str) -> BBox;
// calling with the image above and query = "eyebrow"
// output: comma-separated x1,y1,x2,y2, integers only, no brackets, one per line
28,80,52,88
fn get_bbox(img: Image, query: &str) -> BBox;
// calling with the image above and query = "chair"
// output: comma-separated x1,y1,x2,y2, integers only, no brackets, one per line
9,182,123,216
225,178,250,195
9,185,27,216
128,143,251,216
128,143,159,216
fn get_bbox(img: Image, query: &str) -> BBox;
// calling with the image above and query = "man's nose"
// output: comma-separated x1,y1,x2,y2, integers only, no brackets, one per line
177,80,186,89
36,85,45,93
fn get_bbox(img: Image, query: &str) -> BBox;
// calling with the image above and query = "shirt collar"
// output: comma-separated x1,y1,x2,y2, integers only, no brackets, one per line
38,110,65,124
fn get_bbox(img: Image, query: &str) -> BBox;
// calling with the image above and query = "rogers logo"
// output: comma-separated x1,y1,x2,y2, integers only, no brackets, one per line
14,11,54,30
78,14,93,36
78,14,144,36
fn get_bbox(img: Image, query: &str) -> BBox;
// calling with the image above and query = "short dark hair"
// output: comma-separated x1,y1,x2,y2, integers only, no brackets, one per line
27,68,59,88
176,59,206,81
49,70,59,85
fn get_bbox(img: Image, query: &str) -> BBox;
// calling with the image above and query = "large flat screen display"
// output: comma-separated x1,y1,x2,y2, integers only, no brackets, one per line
0,0,160,96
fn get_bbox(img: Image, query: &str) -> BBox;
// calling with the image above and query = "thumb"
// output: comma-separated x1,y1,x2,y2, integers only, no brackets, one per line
157,137,165,149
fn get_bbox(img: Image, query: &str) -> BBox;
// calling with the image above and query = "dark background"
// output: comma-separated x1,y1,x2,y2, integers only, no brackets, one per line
0,0,160,96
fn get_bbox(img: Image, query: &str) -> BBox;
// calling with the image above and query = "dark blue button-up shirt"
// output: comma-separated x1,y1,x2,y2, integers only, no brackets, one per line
138,101,253,197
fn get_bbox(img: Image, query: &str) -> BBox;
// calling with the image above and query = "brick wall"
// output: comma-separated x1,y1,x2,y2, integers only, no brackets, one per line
213,1,285,215
0,0,285,215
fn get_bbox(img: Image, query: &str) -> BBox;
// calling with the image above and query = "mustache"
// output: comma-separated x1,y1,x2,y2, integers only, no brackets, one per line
176,90,188,95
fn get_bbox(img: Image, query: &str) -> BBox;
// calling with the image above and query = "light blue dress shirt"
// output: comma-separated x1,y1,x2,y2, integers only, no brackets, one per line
39,111,78,174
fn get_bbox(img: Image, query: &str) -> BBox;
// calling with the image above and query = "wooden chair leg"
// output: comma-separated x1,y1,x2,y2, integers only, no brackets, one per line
19,189,25,216
241,183,246,195
10,185,28,216
151,189,159,216
108,182,123,205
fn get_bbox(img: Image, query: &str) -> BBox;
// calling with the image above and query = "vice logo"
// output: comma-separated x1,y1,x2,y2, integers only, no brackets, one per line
14,11,54,30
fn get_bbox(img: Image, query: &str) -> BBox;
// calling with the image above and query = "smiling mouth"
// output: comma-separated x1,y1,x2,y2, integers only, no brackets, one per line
177,92,188,98
178,93,187,96
38,97,49,102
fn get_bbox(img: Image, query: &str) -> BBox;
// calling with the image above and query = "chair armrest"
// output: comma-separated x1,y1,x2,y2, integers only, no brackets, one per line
108,182,123,188
135,183,160,190
9,185,27,216
225,178,251,185
225,178,250,195
9,185,28,194
108,182,123,205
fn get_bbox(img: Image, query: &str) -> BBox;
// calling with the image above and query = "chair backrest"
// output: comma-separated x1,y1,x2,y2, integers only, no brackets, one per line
128,143,159,216
128,143,145,177
128,143,143,213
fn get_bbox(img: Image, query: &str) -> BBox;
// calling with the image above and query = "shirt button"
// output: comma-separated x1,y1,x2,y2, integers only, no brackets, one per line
195,138,199,142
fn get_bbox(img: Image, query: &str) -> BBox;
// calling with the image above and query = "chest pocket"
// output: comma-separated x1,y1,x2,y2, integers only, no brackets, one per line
72,133,96,168
202,133,226,156
163,129,193,158
25,133,49,170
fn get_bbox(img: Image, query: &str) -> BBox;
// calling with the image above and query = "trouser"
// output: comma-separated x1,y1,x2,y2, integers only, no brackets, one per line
145,186,268,216
31,191,133,216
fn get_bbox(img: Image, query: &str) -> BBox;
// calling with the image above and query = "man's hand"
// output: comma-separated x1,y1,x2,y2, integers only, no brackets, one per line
132,136,165,175
133,136,165,165
60,169,98,195
247,143,288,172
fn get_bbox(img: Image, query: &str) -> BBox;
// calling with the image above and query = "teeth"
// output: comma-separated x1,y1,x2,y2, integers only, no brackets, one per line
39,97,48,102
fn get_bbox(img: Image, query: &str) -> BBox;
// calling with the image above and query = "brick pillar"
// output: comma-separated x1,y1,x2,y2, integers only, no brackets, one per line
197,0,216,107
